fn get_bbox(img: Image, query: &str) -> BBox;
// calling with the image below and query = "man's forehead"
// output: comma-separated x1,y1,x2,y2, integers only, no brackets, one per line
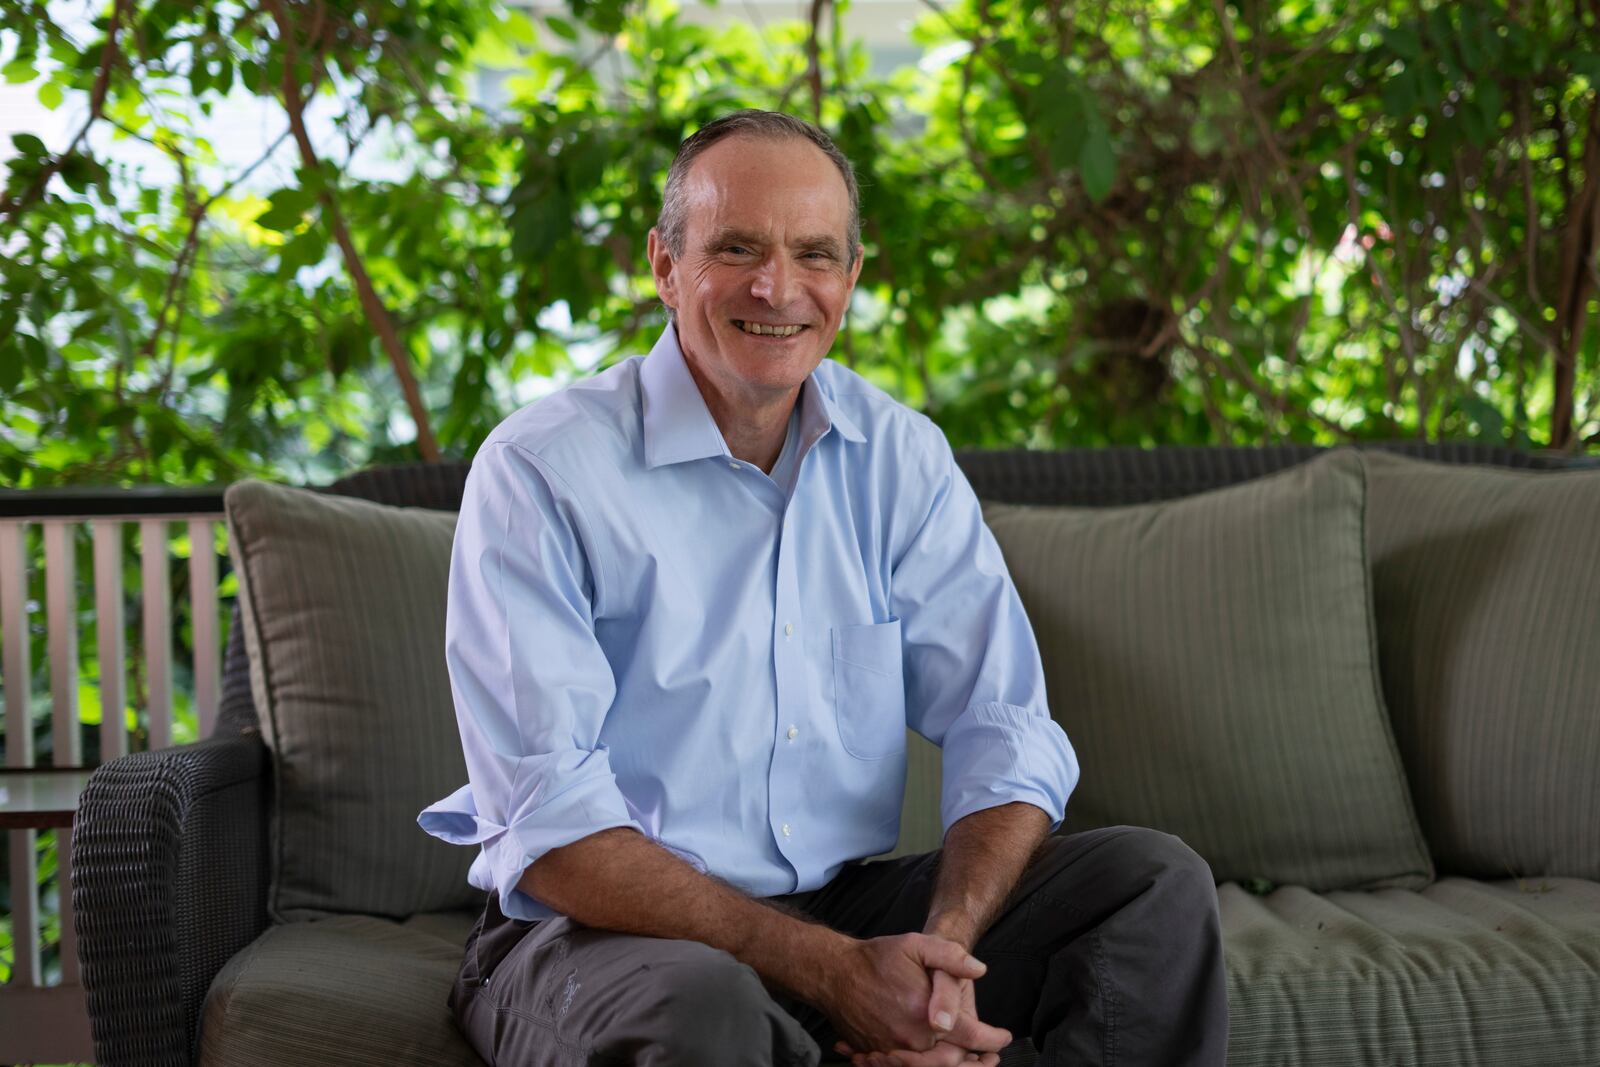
678,135,851,238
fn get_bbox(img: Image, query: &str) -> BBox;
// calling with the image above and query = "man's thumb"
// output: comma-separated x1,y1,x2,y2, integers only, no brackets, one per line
916,936,987,979
927,969,963,1033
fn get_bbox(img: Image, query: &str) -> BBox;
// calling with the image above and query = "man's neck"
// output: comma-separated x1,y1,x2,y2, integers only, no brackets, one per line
681,356,799,475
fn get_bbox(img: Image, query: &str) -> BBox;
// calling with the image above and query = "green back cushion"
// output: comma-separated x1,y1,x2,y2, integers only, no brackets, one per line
225,480,477,919
981,450,1432,890
1364,451,1600,879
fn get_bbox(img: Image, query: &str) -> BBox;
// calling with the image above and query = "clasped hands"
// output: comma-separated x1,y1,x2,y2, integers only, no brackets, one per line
823,933,1010,1067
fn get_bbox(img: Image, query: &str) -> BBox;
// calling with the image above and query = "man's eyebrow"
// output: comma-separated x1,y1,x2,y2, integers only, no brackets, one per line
796,235,845,257
703,228,764,249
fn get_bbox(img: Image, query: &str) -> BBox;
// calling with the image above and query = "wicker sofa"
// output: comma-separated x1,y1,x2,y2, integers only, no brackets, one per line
71,443,1600,1066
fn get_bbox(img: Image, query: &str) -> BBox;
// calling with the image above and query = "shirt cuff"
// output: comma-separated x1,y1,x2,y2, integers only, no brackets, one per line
939,701,1079,835
418,746,643,921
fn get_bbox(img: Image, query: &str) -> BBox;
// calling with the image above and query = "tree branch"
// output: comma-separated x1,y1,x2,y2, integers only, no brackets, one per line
263,0,441,461
0,0,132,222
1550,100,1600,450
805,0,829,125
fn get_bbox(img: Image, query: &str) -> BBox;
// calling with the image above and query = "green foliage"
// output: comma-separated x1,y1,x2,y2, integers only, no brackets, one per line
2,0,1598,493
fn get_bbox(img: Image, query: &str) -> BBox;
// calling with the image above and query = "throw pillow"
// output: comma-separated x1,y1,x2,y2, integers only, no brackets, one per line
983,448,1433,891
1364,450,1600,879
226,479,477,919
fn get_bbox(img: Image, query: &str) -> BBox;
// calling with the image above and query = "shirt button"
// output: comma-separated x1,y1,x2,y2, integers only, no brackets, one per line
786,725,798,740
781,823,792,837
783,622,794,638
727,461,740,470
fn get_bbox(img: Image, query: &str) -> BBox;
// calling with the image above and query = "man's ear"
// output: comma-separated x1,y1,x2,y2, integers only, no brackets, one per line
647,228,677,311
847,243,865,289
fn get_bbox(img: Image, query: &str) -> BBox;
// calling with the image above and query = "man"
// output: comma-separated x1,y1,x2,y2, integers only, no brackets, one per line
420,110,1227,1066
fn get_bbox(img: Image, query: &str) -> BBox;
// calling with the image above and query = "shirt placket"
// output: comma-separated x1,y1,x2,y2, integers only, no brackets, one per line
767,490,811,888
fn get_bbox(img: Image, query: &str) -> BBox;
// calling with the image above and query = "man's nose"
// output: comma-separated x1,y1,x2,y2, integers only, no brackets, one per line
750,256,796,308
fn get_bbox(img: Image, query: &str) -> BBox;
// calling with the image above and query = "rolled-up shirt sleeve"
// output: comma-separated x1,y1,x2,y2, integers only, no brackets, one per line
890,434,1079,836
418,440,641,920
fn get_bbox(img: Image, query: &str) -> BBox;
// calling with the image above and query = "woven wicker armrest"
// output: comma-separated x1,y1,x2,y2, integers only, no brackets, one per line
71,733,271,1067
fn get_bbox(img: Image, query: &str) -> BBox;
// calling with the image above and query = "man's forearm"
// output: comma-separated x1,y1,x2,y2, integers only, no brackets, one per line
923,801,1052,950
518,827,850,1005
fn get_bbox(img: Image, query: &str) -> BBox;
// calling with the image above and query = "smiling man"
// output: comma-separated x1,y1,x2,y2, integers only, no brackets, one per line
421,111,1228,1067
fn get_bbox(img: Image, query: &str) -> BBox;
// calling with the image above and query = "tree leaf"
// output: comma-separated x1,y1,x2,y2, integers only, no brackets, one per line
11,132,47,158
1033,72,1089,172
1572,52,1600,83
1384,26,1422,60
1381,68,1418,117
1077,112,1117,203
1475,79,1504,124
1078,136,1116,203
256,186,318,231
0,344,23,392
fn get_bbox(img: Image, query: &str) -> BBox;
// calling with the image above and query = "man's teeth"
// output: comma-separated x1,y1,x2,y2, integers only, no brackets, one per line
734,321,805,337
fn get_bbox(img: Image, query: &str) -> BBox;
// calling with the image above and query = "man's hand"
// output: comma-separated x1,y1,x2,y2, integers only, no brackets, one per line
816,933,1001,1058
831,968,1007,1067
826,803,1052,1064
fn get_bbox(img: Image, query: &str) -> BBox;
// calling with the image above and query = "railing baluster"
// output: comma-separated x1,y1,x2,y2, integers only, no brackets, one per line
0,520,33,769
188,519,220,739
93,519,128,762
7,829,42,986
42,521,81,767
56,828,79,985
140,519,173,751
0,523,44,984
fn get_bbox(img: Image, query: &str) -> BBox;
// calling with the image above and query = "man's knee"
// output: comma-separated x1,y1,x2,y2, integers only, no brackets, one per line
1121,826,1214,884
1046,825,1219,918
1100,826,1220,934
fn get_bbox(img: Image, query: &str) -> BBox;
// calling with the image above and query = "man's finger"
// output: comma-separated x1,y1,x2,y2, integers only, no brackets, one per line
944,1013,1012,1054
914,936,988,980
927,969,963,1034
874,1041,974,1067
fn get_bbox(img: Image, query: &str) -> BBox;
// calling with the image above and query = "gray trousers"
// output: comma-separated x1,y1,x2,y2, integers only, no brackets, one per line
450,826,1229,1066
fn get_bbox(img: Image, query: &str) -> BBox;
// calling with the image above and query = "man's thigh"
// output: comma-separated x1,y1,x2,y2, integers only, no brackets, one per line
452,897,820,1067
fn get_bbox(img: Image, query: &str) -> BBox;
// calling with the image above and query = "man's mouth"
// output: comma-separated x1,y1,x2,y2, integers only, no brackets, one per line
732,319,808,337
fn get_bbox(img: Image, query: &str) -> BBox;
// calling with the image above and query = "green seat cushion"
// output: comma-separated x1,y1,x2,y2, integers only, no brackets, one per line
1222,876,1600,1065
226,480,479,919
1365,452,1600,879
980,449,1432,891
199,912,485,1067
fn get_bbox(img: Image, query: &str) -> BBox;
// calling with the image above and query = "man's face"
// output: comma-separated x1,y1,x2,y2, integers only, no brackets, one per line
648,135,864,405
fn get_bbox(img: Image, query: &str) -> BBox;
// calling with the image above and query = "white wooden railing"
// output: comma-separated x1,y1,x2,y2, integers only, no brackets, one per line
0,486,228,1064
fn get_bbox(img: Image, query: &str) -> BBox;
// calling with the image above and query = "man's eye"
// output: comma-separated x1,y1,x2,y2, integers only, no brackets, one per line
724,246,751,255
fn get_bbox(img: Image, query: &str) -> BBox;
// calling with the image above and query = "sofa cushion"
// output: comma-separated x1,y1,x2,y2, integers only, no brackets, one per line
199,912,485,1067
1222,876,1600,1065
980,449,1432,891
1365,451,1600,879
226,480,480,919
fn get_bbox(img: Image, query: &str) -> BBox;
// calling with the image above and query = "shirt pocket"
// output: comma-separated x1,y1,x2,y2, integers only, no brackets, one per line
831,618,906,760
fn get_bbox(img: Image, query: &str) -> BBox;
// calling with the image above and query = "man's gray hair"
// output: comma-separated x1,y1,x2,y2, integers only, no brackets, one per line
656,110,861,267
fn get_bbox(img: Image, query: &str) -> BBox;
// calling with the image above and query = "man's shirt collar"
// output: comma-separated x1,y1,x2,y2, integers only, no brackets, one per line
640,324,865,470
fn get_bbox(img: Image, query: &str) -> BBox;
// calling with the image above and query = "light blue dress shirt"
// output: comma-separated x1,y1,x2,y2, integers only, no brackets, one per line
418,325,1079,921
